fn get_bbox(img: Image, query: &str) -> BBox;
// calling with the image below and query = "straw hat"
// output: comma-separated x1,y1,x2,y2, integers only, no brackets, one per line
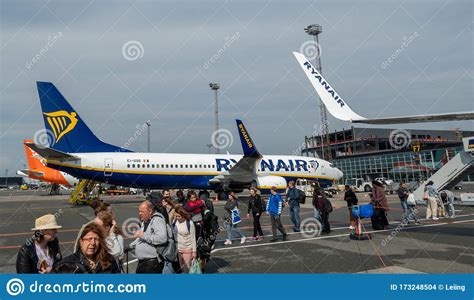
31,214,62,231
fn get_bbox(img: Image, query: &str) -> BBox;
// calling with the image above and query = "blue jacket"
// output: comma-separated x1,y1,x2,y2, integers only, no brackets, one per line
286,187,300,206
267,193,283,216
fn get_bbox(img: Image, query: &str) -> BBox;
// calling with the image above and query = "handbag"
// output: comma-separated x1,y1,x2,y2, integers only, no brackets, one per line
189,259,202,274
406,193,416,206
231,208,241,224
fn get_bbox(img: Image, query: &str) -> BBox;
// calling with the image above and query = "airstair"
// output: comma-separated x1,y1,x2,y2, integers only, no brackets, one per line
70,179,100,205
413,137,474,201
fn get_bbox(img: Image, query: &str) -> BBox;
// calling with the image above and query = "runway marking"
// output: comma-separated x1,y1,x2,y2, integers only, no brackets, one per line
123,215,474,268
210,218,474,253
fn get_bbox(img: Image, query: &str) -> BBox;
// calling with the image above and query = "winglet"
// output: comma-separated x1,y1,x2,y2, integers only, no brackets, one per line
236,119,261,158
292,52,366,122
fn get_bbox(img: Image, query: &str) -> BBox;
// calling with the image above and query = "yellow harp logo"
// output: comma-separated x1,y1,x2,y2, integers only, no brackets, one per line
43,111,78,143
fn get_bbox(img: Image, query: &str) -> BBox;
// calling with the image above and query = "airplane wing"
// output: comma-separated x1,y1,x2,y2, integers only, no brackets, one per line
293,52,474,124
209,120,262,187
24,143,79,161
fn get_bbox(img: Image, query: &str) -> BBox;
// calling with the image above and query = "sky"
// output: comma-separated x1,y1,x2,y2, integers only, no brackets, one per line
0,0,472,176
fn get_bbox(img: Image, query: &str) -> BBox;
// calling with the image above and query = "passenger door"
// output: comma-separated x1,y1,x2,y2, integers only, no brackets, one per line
104,158,113,176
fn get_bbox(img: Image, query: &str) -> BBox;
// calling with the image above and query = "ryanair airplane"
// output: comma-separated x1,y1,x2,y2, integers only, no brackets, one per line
26,82,343,195
293,52,474,124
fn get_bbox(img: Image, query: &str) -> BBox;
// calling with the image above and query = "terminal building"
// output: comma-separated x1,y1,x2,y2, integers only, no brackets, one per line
302,127,474,184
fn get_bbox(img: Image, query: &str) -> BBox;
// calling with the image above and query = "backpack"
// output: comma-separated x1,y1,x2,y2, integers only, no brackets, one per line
260,196,267,212
323,197,333,213
172,219,191,233
154,213,178,262
298,189,306,204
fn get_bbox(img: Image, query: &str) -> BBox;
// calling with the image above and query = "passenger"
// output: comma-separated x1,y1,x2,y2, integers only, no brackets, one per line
163,197,177,224
95,211,124,267
173,206,197,273
344,185,358,229
397,182,409,224
175,190,187,206
267,187,287,242
223,192,246,245
247,187,264,240
286,181,301,232
311,184,323,224
128,200,168,273
313,188,331,234
199,193,214,214
147,191,169,224
370,180,390,230
184,191,208,271
440,190,455,218
16,214,62,274
60,223,120,273
423,181,439,221
73,201,115,253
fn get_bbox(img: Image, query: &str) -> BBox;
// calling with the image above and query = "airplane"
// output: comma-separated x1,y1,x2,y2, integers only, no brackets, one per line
25,82,343,195
293,52,474,125
17,139,79,187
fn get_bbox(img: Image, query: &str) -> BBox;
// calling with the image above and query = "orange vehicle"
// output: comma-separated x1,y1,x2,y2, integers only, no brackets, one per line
17,140,79,187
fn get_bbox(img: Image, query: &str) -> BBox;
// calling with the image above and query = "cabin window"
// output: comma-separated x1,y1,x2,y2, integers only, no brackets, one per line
147,164,150,168
127,164,130,168
190,165,193,168
199,164,202,168
175,164,178,168
194,165,198,168
132,164,135,168
180,164,183,168
166,164,169,168
142,164,145,168
212,164,215,169
152,164,155,168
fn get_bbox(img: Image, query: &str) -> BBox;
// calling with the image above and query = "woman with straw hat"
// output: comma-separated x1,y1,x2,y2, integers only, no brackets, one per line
16,214,62,273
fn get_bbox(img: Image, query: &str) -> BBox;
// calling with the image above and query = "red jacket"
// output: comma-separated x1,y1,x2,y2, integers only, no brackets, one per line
184,199,205,214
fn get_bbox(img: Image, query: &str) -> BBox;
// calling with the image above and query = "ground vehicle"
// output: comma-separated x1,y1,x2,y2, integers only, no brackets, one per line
295,179,315,196
345,178,372,192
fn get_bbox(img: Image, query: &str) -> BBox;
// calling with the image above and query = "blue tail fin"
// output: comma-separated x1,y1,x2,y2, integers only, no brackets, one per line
36,82,132,153
236,119,261,158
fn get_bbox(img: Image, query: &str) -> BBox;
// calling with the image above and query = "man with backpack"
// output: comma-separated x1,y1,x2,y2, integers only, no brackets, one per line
128,200,169,273
286,181,301,232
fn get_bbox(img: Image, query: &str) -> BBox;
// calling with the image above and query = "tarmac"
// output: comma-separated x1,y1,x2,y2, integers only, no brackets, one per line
0,189,472,274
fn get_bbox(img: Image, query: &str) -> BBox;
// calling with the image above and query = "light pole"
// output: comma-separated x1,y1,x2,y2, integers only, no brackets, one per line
304,24,331,161
146,120,151,153
209,83,220,154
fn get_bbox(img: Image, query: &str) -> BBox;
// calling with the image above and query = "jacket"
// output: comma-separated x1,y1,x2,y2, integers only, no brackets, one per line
286,187,300,206
397,187,409,201
267,194,283,216
344,189,358,207
16,239,62,273
224,199,238,223
59,249,120,274
184,200,205,222
371,185,389,210
129,212,168,260
248,194,263,214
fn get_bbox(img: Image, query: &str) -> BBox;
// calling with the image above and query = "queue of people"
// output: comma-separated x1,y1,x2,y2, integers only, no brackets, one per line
16,181,457,274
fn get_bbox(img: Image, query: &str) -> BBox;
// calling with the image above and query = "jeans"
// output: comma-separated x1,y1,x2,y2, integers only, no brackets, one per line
226,223,245,241
289,203,301,231
400,200,409,223
270,215,286,238
408,205,418,222
136,258,164,274
447,202,455,217
313,208,323,223
252,213,263,237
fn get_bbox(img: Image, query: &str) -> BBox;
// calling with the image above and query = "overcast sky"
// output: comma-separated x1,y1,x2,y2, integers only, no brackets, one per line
0,0,472,176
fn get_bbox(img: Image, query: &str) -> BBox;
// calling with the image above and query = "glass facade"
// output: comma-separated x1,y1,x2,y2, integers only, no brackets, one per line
332,146,473,183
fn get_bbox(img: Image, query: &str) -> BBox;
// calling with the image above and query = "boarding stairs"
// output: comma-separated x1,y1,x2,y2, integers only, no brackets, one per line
413,137,474,201
69,179,100,205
